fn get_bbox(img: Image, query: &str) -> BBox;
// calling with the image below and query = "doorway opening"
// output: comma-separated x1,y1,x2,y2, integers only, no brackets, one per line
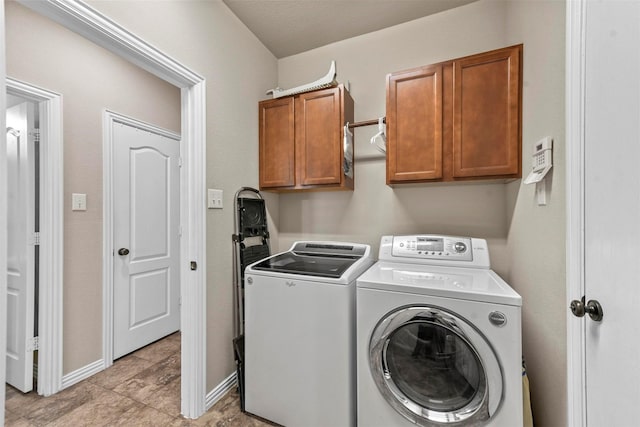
103,110,182,365
6,0,207,418
6,95,38,394
5,78,63,399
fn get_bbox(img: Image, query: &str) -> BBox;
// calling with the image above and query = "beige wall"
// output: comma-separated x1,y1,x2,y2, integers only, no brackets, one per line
276,0,511,277
277,0,566,424
85,0,279,390
6,0,181,373
504,1,567,426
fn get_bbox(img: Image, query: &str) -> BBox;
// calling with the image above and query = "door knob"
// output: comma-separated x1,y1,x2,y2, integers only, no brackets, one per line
570,299,585,317
118,248,130,256
570,298,603,322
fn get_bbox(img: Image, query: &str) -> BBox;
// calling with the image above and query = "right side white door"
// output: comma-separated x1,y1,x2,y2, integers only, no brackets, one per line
6,102,36,393
112,120,181,359
582,0,640,424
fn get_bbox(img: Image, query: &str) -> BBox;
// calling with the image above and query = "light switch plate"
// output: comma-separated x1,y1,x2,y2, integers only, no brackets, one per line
208,189,223,209
72,193,87,211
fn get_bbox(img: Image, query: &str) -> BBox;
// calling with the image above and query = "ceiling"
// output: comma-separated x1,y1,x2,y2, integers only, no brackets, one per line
222,0,478,58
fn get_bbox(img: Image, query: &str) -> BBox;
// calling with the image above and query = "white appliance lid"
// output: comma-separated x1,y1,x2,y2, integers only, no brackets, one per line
246,241,374,284
357,261,522,307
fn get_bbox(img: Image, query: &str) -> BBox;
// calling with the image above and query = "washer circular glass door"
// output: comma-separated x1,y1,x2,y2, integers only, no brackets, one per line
369,305,503,426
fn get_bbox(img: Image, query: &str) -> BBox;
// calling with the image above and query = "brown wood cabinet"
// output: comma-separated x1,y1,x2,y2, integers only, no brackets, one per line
259,84,354,192
386,44,522,185
387,64,443,182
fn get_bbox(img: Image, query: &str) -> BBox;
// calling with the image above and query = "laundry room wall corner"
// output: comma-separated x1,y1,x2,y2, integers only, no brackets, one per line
504,2,567,426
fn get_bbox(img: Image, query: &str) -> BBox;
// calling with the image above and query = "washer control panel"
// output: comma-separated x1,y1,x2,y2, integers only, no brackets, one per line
377,235,490,268
391,235,473,261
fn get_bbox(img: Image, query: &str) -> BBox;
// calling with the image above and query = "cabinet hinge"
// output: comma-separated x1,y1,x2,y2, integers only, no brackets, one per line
28,336,39,351
32,232,41,246
179,225,183,237
178,157,183,168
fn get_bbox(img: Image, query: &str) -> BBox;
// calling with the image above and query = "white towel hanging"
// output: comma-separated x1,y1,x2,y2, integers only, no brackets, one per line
343,123,354,178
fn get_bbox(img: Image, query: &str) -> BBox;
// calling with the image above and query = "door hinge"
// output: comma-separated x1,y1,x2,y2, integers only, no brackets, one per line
32,232,41,246
30,129,41,143
178,157,183,168
179,225,183,237
28,336,39,351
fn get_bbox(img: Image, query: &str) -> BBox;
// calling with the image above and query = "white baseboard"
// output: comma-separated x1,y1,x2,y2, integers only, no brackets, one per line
60,361,236,413
205,371,238,410
61,359,104,390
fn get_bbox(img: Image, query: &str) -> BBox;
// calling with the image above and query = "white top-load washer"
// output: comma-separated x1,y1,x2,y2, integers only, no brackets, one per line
245,241,374,427
357,235,522,427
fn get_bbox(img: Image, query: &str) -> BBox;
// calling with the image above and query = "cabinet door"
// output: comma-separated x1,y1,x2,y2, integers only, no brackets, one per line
295,87,343,186
259,97,295,189
452,45,521,178
386,65,443,184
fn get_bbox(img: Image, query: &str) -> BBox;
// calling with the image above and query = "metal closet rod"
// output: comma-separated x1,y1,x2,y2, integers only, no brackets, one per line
348,117,386,129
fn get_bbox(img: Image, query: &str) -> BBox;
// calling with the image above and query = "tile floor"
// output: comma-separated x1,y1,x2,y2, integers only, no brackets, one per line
4,332,275,426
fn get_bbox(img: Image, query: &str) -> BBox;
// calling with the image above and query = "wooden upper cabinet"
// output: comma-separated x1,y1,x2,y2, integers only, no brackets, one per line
296,88,342,186
259,84,354,192
387,65,443,184
386,44,522,184
259,97,295,189
453,45,522,178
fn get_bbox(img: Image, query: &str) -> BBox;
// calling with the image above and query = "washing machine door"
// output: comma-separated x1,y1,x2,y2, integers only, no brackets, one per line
369,305,503,426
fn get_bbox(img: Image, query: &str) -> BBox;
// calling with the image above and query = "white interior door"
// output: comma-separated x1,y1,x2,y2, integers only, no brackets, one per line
581,1,640,424
6,102,36,392
113,120,180,359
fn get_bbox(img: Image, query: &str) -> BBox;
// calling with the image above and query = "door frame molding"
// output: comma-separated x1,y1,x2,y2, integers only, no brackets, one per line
1,5,6,418
102,109,181,364
566,0,587,425
16,0,208,418
6,78,64,397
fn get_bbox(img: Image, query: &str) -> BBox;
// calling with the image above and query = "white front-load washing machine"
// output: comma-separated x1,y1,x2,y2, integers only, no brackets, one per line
357,235,522,427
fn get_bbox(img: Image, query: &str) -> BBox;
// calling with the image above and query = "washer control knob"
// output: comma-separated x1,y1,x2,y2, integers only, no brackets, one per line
454,242,467,253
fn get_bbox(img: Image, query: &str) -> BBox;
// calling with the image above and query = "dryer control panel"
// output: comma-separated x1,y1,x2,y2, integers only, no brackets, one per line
392,235,473,261
378,235,491,269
